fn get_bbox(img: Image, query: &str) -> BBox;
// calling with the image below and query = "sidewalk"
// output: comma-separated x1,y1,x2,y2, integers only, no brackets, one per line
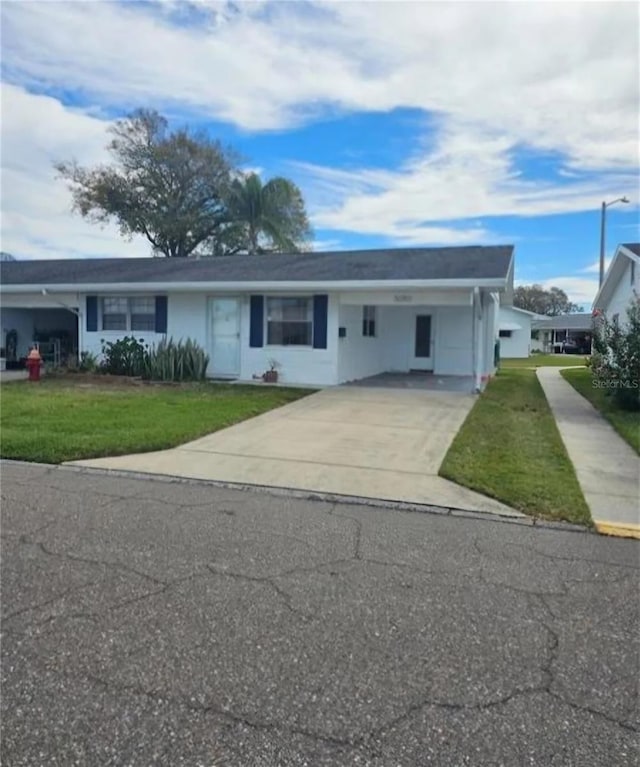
537,367,640,538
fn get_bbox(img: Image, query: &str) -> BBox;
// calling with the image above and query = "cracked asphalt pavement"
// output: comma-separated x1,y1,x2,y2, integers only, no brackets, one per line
1,462,639,766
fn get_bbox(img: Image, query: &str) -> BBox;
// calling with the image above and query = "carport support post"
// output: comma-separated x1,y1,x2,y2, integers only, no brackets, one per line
472,287,483,393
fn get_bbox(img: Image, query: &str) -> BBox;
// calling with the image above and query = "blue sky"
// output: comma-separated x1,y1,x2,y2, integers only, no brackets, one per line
1,0,638,306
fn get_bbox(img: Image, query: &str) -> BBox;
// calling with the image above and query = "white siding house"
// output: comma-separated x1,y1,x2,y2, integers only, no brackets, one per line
593,243,640,324
497,305,539,358
530,314,593,354
0,246,515,391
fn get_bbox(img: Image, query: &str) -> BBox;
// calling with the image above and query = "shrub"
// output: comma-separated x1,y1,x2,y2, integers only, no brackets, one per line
591,299,640,411
100,336,148,376
78,350,99,372
144,338,210,382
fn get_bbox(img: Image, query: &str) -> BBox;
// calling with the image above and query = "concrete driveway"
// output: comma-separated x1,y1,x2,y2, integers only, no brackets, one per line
72,386,519,516
0,370,27,383
2,463,638,766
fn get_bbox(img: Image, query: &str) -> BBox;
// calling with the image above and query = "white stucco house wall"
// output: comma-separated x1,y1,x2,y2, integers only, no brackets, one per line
592,243,640,324
497,305,540,358
0,245,515,391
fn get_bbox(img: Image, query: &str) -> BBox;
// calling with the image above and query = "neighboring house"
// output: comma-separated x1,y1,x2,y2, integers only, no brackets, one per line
0,246,514,390
531,313,593,353
592,243,640,324
497,305,541,358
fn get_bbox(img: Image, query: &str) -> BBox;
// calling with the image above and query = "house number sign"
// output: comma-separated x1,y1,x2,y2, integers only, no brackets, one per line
393,294,413,303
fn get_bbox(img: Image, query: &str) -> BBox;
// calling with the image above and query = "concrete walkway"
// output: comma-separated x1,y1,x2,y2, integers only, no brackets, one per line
71,385,522,518
537,367,640,538
0,370,27,383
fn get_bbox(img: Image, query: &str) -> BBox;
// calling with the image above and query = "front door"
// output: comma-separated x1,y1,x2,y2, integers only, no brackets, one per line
209,297,240,377
411,314,433,370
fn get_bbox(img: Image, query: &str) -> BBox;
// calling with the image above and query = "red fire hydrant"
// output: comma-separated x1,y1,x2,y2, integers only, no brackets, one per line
26,348,43,382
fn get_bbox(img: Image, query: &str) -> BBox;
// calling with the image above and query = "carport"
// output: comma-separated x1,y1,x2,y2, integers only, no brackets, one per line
1,299,80,368
335,287,499,391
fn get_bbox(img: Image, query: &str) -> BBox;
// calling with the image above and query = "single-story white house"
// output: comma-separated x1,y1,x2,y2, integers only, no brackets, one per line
497,305,540,358
0,245,514,390
592,242,639,324
531,313,593,354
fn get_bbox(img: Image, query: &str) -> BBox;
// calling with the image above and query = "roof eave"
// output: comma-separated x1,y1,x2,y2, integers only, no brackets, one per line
500,305,540,317
1,277,510,294
592,244,640,310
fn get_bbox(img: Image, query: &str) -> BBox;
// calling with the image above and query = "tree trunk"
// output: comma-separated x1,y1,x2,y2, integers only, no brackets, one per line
248,226,258,256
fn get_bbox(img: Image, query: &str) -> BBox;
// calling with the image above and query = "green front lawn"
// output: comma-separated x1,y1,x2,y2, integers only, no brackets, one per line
440,368,591,525
0,379,310,464
561,368,640,455
501,354,588,368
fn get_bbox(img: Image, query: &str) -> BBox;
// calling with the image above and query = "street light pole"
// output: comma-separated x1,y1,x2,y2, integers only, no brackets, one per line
599,197,630,287
599,201,606,288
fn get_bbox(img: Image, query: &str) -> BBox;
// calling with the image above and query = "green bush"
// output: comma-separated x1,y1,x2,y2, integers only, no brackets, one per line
98,336,210,381
591,299,640,411
100,336,147,376
79,351,99,372
144,338,210,382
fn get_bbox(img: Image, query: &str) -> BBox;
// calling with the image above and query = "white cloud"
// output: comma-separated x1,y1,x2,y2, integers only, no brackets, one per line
1,1,638,168
582,258,612,274
537,276,600,307
0,84,149,259
515,274,599,307
297,121,637,244
1,1,638,258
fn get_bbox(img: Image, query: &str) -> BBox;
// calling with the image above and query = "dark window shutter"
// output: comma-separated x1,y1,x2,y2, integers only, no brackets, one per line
249,295,264,348
313,294,328,349
155,296,168,333
86,295,98,332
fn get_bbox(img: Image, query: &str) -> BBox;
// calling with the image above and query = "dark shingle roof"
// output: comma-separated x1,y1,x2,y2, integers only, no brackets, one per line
0,246,513,286
622,243,640,257
532,313,593,331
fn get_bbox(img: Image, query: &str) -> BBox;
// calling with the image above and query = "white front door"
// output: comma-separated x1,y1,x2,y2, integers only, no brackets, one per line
209,297,240,377
410,313,433,370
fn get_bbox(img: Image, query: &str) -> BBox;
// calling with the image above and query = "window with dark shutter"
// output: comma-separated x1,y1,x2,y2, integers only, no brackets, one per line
267,297,313,346
100,296,156,331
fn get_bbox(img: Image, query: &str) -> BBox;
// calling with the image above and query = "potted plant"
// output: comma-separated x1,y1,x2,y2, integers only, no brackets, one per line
263,358,280,383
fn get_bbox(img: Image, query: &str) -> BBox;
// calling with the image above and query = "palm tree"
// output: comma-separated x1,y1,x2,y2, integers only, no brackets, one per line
224,173,311,255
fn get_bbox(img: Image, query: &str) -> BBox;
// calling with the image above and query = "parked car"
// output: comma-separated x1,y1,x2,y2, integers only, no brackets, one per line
561,339,590,354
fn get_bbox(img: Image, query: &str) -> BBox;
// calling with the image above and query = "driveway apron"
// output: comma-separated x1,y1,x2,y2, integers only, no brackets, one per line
70,385,521,517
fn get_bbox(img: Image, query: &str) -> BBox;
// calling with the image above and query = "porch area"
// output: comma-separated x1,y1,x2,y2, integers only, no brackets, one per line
336,287,498,389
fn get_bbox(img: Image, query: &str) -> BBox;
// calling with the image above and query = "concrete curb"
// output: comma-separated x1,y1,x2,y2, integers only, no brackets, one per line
595,522,640,540
1,459,601,537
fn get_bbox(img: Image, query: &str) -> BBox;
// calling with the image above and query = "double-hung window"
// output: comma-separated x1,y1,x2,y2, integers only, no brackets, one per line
362,305,376,337
101,297,156,332
129,297,156,331
266,297,313,346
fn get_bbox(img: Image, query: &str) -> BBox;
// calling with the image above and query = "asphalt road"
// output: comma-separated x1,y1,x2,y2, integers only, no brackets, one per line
1,461,638,766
